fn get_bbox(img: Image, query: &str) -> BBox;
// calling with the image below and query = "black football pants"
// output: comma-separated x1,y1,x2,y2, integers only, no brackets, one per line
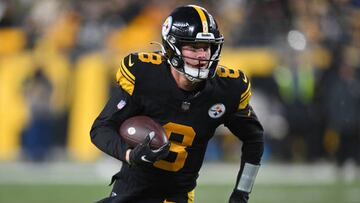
95,190,194,203
95,168,194,203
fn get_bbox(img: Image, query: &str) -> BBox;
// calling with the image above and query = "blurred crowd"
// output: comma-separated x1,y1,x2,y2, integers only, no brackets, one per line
0,0,360,169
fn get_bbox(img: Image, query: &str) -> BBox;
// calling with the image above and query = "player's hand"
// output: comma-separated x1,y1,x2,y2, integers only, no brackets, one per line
129,132,170,166
229,189,249,203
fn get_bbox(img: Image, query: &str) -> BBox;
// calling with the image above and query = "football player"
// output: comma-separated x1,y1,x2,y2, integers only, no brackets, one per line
91,5,264,203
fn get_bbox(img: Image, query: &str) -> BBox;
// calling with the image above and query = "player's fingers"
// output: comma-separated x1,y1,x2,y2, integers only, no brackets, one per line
153,140,169,152
148,131,155,140
143,131,155,145
152,142,170,159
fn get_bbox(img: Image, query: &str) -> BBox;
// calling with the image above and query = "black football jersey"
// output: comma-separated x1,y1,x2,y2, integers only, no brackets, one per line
91,51,263,193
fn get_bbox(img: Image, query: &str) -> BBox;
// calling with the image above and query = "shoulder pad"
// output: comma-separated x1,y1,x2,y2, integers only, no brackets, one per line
116,52,164,95
116,53,136,95
216,66,251,110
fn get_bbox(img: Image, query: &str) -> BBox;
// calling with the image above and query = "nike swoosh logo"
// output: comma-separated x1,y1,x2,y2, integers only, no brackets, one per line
128,55,134,67
242,74,248,83
141,155,152,163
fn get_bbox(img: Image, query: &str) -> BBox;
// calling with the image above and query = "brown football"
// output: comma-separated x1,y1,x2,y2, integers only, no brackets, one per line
119,116,169,149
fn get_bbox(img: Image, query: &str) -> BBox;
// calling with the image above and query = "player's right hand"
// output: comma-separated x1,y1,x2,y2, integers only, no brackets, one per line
128,132,170,166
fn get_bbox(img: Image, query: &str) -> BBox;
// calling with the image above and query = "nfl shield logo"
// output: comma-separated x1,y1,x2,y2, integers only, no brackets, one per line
117,100,126,110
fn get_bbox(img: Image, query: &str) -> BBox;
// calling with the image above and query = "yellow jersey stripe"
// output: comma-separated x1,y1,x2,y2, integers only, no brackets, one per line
240,82,251,99
238,91,252,110
240,88,251,103
121,59,135,81
238,82,252,110
116,60,135,95
119,64,134,84
116,67,135,95
191,5,208,33
240,91,251,103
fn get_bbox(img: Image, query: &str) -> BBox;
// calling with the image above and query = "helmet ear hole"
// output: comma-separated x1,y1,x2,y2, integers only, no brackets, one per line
170,55,183,68
171,58,179,67
168,36,176,44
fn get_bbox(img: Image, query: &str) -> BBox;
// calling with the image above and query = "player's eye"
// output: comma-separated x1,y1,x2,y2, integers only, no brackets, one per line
183,45,210,52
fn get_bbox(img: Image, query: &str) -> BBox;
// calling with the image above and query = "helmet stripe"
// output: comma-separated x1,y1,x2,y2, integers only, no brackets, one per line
190,5,208,33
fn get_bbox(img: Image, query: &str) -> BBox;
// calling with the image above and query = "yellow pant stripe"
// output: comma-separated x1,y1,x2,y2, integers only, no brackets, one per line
187,189,195,203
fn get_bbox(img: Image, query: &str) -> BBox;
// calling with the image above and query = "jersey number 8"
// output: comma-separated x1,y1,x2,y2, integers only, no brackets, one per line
138,52,162,65
154,122,195,172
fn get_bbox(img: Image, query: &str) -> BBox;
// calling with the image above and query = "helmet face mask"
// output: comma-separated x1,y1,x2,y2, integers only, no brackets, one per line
162,5,224,82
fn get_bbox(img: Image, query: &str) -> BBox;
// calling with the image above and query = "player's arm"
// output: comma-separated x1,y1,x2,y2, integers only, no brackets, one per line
91,88,169,166
91,53,169,165
90,54,141,162
224,72,264,203
90,87,141,162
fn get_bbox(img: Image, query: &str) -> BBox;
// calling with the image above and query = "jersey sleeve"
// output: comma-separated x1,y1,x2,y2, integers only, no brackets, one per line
90,53,142,162
224,70,264,164
224,70,264,198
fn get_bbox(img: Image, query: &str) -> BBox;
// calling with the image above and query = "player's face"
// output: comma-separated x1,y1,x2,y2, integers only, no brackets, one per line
181,43,211,69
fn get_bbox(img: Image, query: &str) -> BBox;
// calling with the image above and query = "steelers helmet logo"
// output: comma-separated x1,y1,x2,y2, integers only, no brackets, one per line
162,16,172,38
208,103,226,118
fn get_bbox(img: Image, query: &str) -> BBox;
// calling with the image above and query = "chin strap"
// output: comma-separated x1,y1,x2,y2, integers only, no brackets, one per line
183,63,209,82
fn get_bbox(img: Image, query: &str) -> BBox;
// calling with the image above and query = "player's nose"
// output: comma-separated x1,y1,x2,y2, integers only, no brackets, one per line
195,49,207,59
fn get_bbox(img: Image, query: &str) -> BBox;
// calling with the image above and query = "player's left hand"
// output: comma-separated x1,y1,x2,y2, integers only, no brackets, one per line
129,133,170,166
228,189,249,203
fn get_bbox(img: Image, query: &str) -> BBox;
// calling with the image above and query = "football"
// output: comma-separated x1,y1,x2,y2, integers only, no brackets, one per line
119,116,169,149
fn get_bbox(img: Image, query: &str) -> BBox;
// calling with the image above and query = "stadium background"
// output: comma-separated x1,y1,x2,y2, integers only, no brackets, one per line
0,0,360,202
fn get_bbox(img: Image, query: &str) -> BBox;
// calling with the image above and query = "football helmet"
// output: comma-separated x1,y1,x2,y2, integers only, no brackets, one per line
161,5,224,82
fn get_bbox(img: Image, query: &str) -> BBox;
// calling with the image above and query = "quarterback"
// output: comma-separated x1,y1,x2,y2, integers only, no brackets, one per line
91,5,264,203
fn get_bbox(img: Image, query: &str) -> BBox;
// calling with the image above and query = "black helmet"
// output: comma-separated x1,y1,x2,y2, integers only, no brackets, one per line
161,5,224,81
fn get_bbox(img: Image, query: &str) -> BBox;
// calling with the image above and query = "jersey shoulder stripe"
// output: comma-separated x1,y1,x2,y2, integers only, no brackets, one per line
121,57,135,82
238,71,251,110
215,65,252,110
116,55,136,95
116,52,165,95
